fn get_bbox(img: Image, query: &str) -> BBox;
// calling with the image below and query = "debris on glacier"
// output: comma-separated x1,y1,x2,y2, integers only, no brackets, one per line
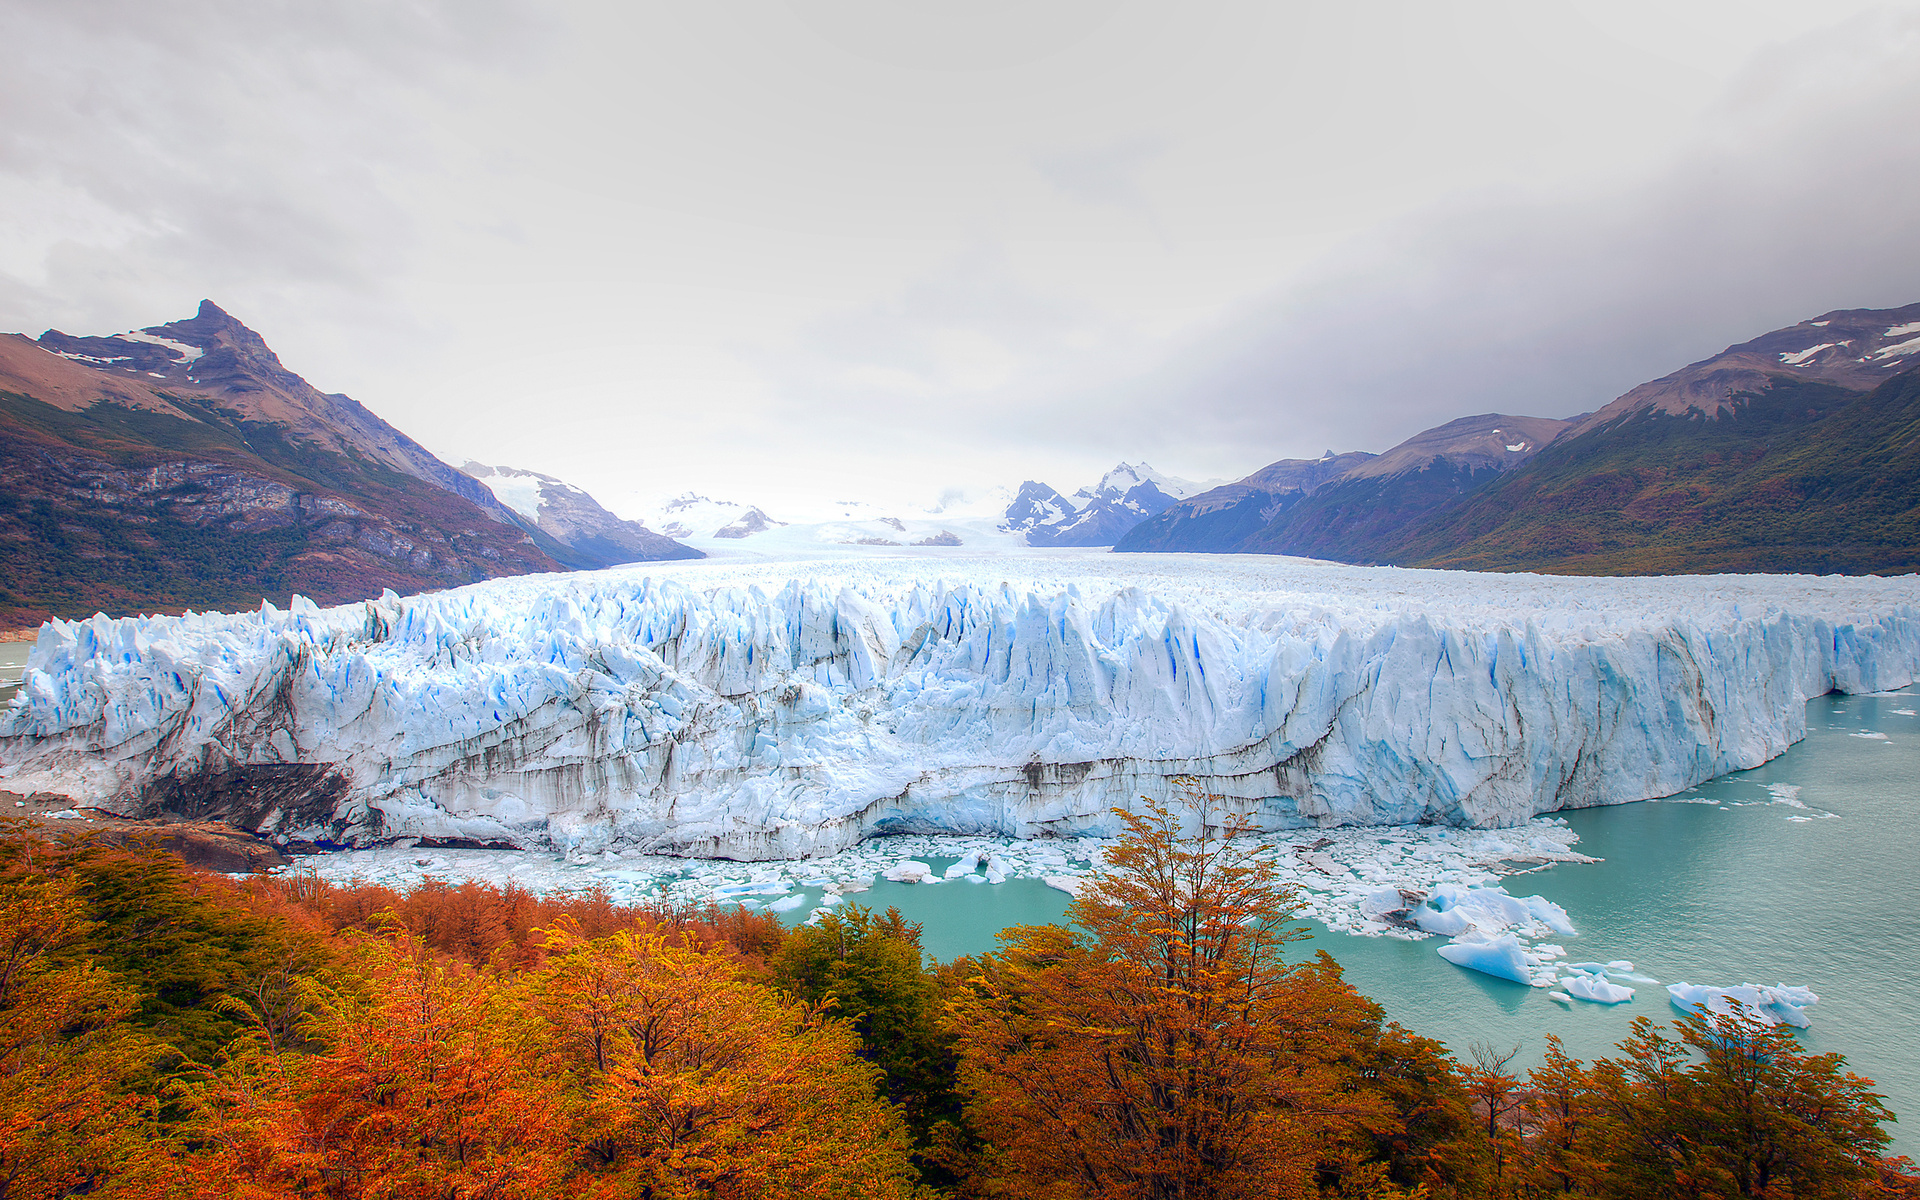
5,554,1918,859
1667,982,1819,1028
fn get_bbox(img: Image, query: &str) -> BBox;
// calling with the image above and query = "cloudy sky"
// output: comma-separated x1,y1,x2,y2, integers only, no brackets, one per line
3,1,1918,518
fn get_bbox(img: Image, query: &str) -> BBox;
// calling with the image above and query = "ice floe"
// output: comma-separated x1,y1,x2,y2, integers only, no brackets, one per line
1667,982,1819,1028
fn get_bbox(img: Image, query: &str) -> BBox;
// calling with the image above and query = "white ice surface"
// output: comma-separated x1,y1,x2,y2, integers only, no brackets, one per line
1667,982,1818,1028
1437,934,1533,984
3,553,1919,860
1565,973,1635,1003
258,818,1596,941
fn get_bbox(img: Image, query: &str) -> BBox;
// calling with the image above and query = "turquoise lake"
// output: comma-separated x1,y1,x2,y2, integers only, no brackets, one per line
0,642,26,704
778,690,1920,1153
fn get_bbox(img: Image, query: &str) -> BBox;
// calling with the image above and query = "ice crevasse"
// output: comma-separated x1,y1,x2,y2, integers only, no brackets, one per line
2,554,1917,861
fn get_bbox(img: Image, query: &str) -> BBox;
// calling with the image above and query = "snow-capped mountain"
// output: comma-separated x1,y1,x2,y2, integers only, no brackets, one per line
1004,461,1225,547
645,493,787,540
460,464,699,567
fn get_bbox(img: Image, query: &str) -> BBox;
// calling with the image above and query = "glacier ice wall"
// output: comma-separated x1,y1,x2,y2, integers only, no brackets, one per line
2,554,1917,860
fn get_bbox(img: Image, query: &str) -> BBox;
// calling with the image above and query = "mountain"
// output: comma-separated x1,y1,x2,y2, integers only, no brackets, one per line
645,493,787,540
0,301,564,627
1232,413,1576,560
1117,302,1920,574
1006,462,1222,547
1111,451,1375,553
461,463,699,568
1390,304,1920,574
1115,413,1570,558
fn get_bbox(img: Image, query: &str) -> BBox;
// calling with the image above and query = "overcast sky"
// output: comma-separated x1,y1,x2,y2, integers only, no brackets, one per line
3,1,1917,518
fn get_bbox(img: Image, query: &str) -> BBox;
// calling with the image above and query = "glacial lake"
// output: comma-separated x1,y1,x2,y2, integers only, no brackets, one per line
0,642,26,704
776,690,1920,1153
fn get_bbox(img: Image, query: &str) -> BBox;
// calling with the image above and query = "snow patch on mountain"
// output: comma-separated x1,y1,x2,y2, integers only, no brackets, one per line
3,555,1916,862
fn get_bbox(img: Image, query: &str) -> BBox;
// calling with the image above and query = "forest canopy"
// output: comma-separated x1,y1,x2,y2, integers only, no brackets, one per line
0,805,1908,1200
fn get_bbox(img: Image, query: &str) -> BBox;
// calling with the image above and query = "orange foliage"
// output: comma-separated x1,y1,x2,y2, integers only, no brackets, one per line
534,924,924,1198
0,834,167,1199
247,871,788,973
182,933,573,1200
950,800,1398,1200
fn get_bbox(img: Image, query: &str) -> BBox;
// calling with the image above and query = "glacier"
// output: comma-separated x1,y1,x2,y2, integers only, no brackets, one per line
2,551,1918,861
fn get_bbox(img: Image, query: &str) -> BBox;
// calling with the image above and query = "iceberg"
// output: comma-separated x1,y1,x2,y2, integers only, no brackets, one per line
1667,982,1819,1028
1564,973,1635,1004
2,555,1917,860
1437,934,1533,985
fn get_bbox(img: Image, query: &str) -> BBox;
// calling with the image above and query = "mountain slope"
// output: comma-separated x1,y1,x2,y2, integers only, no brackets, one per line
1113,451,1374,553
38,301,519,520
1119,302,1920,575
0,304,565,626
1378,303,1920,574
1236,413,1574,561
1116,414,1568,558
462,463,699,568
1395,368,1920,574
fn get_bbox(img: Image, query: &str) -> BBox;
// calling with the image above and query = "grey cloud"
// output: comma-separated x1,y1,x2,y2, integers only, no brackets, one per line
0,1,543,343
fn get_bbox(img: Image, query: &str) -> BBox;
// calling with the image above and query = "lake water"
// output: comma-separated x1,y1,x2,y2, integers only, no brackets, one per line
0,642,27,704
777,691,1920,1152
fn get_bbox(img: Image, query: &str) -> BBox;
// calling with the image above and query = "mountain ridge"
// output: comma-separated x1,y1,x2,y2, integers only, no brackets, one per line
0,301,682,627
1115,301,1920,574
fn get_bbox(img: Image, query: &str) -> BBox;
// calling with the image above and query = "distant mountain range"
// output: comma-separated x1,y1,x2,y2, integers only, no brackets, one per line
461,463,698,567
1004,462,1222,546
0,301,696,627
1119,302,1920,574
6,296,1914,631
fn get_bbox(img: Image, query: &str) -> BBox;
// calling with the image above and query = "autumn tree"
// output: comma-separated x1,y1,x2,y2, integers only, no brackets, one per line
181,931,572,1200
0,828,167,1199
772,904,963,1169
532,923,925,1198
1462,1041,1524,1194
949,797,1400,1200
1580,1012,1894,1200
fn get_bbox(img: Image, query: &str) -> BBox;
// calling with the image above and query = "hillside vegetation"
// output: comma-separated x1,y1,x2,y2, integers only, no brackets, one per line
3,806,1908,1199
1399,371,1920,575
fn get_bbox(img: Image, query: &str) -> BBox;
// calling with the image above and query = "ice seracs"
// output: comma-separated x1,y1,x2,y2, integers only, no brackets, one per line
2,554,1918,861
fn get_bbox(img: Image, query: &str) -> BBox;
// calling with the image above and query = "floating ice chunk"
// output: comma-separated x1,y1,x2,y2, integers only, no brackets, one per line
1413,905,1474,935
1527,895,1576,936
1564,974,1634,1004
943,856,980,879
1548,991,1573,1004
1360,886,1416,918
883,860,934,883
765,894,807,912
1606,960,1634,971
1437,934,1533,985
1043,876,1085,897
1667,982,1818,1028
1850,732,1888,740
